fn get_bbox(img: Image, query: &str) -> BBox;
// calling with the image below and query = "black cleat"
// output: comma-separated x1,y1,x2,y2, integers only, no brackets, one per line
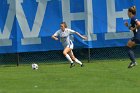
128,62,137,68
70,63,75,68
81,64,84,67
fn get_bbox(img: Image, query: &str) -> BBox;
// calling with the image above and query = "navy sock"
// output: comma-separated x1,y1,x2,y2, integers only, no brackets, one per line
127,47,136,63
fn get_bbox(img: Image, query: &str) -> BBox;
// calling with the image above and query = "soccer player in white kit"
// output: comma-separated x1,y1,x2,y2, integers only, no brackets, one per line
52,22,87,68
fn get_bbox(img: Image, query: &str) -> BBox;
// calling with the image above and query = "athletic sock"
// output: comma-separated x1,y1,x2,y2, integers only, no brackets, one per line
75,58,82,65
65,54,73,63
127,47,136,63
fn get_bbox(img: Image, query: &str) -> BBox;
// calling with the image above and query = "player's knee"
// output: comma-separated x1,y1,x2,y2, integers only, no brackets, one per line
63,51,67,56
127,44,131,48
127,41,134,48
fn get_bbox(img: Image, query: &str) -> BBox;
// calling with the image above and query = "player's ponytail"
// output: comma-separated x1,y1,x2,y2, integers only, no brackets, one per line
128,6,136,15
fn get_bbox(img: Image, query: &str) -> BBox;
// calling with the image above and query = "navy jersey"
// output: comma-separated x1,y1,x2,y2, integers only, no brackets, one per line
130,16,140,44
130,16,140,38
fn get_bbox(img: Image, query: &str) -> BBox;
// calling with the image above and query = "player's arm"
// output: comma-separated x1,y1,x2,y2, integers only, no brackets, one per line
124,21,139,31
52,31,59,40
52,35,58,40
75,32,87,40
69,29,87,40
136,20,140,28
130,20,140,31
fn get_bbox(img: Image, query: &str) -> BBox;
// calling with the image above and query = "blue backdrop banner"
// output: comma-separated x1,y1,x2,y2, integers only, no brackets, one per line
0,0,139,53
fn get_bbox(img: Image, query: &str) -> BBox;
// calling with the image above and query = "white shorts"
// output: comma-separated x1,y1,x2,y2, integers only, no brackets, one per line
63,41,74,49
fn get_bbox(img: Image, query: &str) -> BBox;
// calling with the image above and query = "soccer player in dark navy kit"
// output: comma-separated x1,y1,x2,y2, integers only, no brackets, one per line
125,6,140,68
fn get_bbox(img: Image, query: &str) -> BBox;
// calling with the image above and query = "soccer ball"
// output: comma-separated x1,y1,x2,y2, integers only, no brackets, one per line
32,63,38,70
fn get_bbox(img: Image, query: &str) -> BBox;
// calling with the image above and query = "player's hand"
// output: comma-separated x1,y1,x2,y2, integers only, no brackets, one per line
124,21,129,27
82,36,87,40
54,37,58,40
52,35,59,40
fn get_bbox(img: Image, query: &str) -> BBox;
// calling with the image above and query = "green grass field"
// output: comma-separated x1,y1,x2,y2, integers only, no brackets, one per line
0,59,140,93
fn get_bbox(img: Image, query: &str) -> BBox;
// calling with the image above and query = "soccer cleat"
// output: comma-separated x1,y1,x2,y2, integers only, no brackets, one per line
70,63,75,68
128,62,137,68
134,62,138,66
81,64,84,67
128,63,133,68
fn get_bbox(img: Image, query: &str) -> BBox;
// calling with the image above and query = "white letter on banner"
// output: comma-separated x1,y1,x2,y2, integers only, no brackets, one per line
16,0,50,45
0,0,15,46
61,0,97,41
105,0,133,40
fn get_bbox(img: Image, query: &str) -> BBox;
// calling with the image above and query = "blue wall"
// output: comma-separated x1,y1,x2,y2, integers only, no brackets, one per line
0,0,139,53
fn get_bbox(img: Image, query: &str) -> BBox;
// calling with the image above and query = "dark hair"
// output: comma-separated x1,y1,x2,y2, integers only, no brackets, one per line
128,6,136,15
61,22,67,28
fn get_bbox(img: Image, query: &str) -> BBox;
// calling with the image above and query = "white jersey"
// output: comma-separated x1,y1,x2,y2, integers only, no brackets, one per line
54,28,76,48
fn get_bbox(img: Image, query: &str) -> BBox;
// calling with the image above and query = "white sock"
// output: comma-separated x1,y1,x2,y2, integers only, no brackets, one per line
75,58,82,65
65,54,73,63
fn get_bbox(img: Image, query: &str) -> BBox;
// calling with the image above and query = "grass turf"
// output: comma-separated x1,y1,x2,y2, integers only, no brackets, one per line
0,59,140,93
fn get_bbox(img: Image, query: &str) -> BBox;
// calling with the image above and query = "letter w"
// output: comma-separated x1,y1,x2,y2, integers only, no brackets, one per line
0,0,15,46
16,0,50,45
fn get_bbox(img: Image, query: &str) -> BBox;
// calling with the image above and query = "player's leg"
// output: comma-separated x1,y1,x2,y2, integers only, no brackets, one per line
68,50,83,67
64,41,76,68
63,47,73,63
127,39,137,68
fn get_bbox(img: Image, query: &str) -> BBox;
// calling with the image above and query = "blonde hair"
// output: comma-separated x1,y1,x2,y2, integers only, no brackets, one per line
128,6,136,15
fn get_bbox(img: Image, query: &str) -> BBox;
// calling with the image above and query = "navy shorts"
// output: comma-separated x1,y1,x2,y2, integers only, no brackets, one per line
131,37,140,44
